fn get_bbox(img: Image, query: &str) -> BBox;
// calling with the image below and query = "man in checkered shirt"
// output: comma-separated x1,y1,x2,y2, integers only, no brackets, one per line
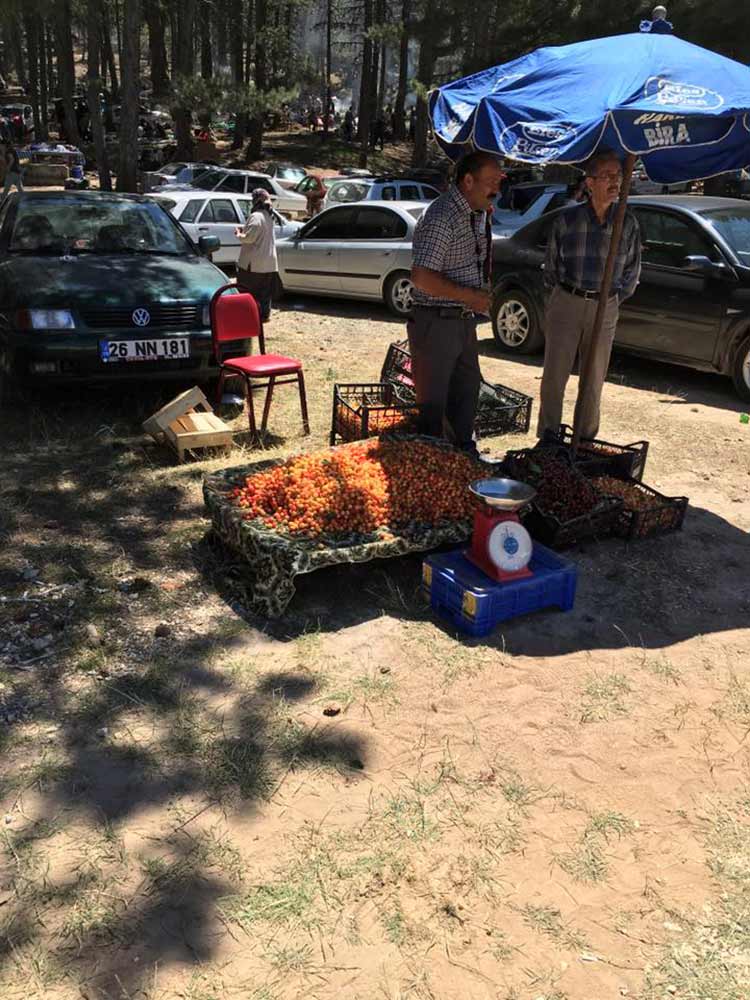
409,151,504,450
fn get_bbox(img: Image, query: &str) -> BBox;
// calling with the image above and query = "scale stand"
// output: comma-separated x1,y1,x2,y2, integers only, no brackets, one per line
466,478,536,583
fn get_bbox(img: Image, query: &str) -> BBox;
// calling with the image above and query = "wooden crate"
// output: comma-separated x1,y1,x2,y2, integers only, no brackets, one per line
143,387,233,462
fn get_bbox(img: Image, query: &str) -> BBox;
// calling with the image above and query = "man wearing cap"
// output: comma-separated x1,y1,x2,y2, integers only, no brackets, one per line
409,151,504,452
235,187,280,321
538,149,641,441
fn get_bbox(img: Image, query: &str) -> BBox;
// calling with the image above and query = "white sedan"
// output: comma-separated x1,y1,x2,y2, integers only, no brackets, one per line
163,167,307,218
149,191,303,267
277,201,426,316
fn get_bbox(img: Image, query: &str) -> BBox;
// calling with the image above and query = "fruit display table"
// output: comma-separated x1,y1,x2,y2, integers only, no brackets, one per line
203,437,489,617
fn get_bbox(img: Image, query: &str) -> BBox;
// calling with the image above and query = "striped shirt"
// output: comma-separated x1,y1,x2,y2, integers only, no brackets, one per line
544,202,642,301
411,185,490,307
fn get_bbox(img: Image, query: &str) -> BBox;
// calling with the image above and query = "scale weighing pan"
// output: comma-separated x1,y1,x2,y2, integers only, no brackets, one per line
469,478,536,512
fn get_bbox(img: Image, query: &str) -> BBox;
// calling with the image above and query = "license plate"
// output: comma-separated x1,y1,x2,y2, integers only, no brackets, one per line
100,338,190,362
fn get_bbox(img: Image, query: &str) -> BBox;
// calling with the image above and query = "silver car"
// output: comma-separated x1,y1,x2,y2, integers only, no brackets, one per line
276,201,426,316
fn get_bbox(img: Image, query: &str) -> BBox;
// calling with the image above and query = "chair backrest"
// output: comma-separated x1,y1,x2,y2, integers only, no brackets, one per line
209,283,263,357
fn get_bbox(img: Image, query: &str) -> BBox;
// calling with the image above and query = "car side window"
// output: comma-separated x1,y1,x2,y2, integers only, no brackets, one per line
399,184,420,200
200,199,239,224
420,185,440,200
217,174,246,194
352,207,407,240
250,177,274,195
180,199,206,223
302,208,356,240
382,186,396,201
237,199,253,221
634,209,720,268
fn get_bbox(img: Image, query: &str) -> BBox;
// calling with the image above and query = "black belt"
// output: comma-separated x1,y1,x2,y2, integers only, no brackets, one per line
559,280,600,301
413,305,477,319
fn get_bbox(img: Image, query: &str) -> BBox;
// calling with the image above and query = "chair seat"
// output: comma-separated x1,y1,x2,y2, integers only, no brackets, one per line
222,353,302,376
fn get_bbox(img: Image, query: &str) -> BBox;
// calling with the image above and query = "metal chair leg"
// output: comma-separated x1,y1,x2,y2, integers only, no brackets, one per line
260,376,275,435
297,370,310,435
215,368,226,410
246,377,257,437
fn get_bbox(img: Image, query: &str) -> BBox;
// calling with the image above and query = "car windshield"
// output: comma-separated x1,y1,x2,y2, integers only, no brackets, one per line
406,207,426,222
9,198,193,255
279,167,304,181
329,181,371,203
188,169,226,190
701,207,750,265
160,162,187,176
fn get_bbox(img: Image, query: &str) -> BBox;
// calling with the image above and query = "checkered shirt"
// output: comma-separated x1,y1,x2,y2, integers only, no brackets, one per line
411,185,489,307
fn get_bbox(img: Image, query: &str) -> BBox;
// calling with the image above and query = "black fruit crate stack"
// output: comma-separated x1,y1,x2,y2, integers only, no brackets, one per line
380,340,532,439
554,423,649,481
503,446,624,549
330,382,422,445
589,475,688,540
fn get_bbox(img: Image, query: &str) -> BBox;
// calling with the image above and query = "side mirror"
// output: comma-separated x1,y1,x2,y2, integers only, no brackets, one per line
682,255,736,279
198,234,221,256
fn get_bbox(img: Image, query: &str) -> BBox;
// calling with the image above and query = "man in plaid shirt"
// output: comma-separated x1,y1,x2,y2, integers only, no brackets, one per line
409,151,504,450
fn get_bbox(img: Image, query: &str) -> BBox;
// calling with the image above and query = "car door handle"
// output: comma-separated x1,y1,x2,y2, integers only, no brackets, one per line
381,251,392,256
198,226,209,231
326,250,334,256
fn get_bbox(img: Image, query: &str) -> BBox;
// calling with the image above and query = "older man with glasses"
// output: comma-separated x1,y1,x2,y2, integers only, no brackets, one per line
538,149,641,442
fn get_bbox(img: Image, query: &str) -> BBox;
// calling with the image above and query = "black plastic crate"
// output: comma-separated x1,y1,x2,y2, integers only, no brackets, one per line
554,423,649,481
590,475,688,540
330,382,422,445
381,340,532,440
503,446,624,549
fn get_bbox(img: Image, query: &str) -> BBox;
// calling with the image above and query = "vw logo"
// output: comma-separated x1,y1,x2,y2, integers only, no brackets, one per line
132,308,151,327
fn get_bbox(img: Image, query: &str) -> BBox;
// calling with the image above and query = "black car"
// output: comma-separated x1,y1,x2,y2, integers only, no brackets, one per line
490,195,750,401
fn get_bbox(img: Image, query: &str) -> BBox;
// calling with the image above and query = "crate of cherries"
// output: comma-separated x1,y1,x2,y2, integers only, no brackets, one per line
589,475,688,540
502,447,624,549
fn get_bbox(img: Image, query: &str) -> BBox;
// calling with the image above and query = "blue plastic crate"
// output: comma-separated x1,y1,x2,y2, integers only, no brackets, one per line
422,544,577,637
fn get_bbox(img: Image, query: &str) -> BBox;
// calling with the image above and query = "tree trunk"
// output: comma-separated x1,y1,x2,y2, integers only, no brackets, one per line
200,0,213,78
114,0,123,70
38,20,50,140
102,9,119,100
172,0,197,160
229,0,245,148
46,24,56,98
117,0,141,192
412,0,437,167
322,0,332,138
88,0,112,190
393,0,409,140
145,0,170,100
9,19,26,89
377,42,386,115
53,0,81,145
216,0,228,68
246,0,266,160
24,13,42,139
357,0,373,160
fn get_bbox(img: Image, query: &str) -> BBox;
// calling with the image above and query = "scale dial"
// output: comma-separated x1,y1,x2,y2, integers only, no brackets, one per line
487,520,533,573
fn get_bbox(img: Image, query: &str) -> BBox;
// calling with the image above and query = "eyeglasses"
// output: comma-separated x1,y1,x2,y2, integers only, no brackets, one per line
590,171,623,181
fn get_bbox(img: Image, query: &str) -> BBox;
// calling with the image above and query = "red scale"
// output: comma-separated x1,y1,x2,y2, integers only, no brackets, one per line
466,478,537,582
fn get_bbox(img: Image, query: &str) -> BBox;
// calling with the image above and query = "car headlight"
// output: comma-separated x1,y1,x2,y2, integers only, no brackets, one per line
17,309,76,330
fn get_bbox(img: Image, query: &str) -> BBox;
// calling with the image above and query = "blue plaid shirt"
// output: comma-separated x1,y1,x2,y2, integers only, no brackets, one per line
411,185,489,307
544,202,642,302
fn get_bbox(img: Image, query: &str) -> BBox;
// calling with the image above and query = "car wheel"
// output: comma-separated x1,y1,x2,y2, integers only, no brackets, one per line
384,271,414,317
731,335,750,401
491,288,543,353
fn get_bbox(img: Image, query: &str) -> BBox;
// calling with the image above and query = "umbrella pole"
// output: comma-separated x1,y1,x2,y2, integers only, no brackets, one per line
571,152,636,450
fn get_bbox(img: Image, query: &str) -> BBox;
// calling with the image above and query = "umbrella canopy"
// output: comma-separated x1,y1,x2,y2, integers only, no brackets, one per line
429,32,750,183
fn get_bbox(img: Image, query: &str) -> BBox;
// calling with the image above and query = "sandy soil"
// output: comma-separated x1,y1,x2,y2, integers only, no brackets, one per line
0,295,748,1000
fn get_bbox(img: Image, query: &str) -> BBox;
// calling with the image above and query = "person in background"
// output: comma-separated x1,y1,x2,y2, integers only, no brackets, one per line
2,144,24,196
235,188,280,322
409,151,504,454
538,149,641,442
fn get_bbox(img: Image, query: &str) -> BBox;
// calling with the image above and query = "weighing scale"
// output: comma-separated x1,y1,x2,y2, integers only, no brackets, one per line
466,478,537,583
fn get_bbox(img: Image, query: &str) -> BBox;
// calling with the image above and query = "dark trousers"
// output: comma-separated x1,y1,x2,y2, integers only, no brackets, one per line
406,307,480,447
237,268,276,321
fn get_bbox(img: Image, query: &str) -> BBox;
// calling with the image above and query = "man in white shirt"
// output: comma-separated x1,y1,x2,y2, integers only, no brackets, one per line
235,188,279,320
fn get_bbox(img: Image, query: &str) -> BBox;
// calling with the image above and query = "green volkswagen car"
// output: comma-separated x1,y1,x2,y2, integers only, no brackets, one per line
0,191,226,399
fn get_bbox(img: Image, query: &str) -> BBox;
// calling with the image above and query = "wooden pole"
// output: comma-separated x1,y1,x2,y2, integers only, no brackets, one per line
571,152,637,449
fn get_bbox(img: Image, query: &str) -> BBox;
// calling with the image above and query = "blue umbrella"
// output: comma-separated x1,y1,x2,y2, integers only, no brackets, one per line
429,32,750,444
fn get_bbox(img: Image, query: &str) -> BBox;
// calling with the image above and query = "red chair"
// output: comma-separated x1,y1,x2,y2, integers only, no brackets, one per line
209,283,310,439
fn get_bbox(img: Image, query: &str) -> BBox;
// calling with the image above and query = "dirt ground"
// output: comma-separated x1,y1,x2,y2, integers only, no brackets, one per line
0,295,749,1000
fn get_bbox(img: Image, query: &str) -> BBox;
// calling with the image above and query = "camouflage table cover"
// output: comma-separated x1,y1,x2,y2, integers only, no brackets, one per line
203,438,489,618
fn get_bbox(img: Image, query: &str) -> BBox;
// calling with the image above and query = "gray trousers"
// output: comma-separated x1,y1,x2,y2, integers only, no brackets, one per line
537,285,619,441
407,307,480,447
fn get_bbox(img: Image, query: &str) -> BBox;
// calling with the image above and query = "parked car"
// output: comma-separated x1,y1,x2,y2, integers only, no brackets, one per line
490,195,750,401
294,173,347,216
264,163,306,189
166,168,307,218
277,201,427,315
0,103,34,142
0,191,226,399
142,161,215,193
149,190,302,265
631,163,693,195
322,176,441,211
492,183,569,238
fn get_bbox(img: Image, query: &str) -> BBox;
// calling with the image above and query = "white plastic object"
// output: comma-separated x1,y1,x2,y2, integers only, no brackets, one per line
487,520,533,573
